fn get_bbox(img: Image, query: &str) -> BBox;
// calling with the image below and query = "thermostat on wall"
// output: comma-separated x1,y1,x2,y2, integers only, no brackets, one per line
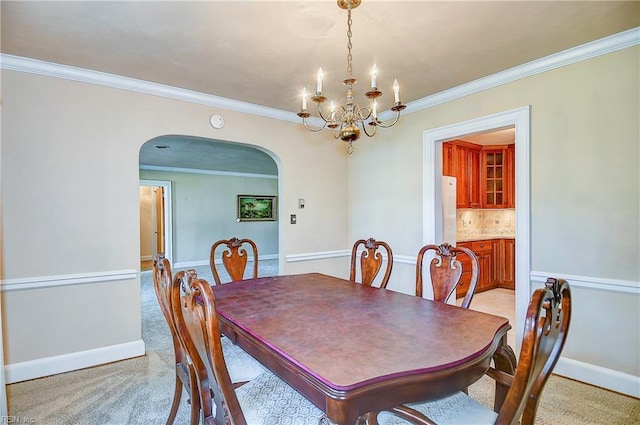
209,114,225,129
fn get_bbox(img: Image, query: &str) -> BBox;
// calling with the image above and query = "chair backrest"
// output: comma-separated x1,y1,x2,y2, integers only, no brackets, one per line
152,253,186,364
209,237,259,285
415,243,479,308
171,271,247,425
497,277,571,425
349,238,394,289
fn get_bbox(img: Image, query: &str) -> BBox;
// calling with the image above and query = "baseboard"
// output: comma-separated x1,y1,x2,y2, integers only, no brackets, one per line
4,339,146,384
554,356,640,398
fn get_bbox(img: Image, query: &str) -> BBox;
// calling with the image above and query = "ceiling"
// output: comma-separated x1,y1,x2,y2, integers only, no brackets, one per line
2,1,637,172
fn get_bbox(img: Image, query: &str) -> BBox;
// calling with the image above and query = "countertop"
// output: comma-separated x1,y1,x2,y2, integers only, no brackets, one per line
457,235,515,242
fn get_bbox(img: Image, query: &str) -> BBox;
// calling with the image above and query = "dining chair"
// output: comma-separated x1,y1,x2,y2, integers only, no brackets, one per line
415,243,479,309
350,237,394,289
209,237,259,285
152,253,200,425
367,277,572,425
171,271,330,425
153,255,266,424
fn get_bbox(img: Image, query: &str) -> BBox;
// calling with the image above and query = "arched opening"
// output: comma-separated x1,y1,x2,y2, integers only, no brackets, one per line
137,134,281,348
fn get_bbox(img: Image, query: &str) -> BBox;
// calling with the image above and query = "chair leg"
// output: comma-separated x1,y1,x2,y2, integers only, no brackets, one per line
166,376,183,425
188,379,200,425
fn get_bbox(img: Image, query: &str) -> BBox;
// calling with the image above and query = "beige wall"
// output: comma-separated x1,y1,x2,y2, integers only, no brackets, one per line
139,169,279,262
348,46,639,378
0,45,638,393
1,70,348,366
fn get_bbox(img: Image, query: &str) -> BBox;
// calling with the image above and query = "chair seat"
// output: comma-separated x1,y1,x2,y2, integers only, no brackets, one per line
221,337,267,383
376,391,498,425
235,370,324,425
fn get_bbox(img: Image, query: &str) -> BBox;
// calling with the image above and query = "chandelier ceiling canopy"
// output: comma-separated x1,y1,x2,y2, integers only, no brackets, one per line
297,0,406,153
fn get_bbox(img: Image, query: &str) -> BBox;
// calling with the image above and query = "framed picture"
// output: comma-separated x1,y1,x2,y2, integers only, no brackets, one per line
237,195,277,222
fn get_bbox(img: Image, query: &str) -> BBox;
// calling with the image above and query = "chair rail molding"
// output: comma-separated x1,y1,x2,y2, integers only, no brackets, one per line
530,272,639,295
0,270,138,292
285,250,350,263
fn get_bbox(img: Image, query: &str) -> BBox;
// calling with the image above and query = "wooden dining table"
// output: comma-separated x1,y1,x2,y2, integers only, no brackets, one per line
212,273,514,425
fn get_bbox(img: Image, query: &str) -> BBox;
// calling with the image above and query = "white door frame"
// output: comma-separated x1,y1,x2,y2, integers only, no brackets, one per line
139,180,173,264
422,106,531,354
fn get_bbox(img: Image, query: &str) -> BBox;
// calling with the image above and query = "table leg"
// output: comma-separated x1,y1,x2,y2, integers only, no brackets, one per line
492,334,517,412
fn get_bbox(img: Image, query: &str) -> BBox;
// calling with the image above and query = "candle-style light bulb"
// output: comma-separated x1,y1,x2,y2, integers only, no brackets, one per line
371,65,378,89
302,87,308,111
330,101,336,120
393,79,400,103
316,67,324,94
372,100,378,120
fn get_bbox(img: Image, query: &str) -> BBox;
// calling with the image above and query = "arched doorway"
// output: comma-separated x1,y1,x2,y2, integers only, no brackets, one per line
138,134,280,272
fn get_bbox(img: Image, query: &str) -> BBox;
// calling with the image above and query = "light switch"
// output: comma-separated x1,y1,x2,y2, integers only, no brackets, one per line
290,214,297,224
298,198,305,209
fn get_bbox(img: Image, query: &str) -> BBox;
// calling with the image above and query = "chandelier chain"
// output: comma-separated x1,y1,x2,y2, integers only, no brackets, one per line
346,6,353,78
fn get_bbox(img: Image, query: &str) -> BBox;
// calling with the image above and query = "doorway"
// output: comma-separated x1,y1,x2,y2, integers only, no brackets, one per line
139,180,173,269
423,106,531,355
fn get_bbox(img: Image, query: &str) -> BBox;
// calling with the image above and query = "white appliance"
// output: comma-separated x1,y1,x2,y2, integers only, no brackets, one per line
441,176,457,244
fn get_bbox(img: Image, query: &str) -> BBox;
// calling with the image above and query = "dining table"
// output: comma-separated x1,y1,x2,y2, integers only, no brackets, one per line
211,272,515,425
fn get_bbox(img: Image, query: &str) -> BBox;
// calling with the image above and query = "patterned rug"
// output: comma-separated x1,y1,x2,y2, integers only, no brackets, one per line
7,260,640,424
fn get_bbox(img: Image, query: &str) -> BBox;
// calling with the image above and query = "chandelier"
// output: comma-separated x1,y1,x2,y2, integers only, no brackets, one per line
297,0,406,153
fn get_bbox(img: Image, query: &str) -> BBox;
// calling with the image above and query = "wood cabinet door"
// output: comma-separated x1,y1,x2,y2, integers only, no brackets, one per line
467,147,482,208
481,147,508,208
443,142,455,176
506,144,515,208
445,142,481,208
501,239,515,289
454,145,469,208
471,240,493,290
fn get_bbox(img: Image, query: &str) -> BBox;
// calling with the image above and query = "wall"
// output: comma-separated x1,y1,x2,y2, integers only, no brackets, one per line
348,46,639,393
139,169,279,264
0,69,349,381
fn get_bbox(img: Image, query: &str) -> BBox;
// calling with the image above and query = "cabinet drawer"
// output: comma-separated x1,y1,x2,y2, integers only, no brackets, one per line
471,240,491,252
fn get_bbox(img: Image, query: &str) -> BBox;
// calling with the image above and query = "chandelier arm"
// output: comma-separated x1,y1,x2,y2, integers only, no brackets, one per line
332,126,342,140
316,105,333,123
374,110,402,128
358,106,373,121
301,118,328,132
360,121,377,138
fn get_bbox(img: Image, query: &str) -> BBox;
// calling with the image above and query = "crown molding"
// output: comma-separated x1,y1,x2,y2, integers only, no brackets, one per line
139,164,277,179
0,54,301,124
2,27,638,120
401,27,640,114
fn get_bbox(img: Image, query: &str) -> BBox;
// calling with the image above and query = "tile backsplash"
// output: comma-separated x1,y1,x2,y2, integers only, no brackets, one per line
457,209,515,240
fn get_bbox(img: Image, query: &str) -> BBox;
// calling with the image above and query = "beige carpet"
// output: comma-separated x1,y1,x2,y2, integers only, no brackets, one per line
7,263,640,424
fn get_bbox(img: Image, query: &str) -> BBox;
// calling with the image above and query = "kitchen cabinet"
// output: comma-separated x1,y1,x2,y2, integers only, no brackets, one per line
506,144,515,208
456,240,495,296
499,238,515,289
481,147,507,208
471,240,495,291
444,141,514,209
442,141,481,208
456,238,514,298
